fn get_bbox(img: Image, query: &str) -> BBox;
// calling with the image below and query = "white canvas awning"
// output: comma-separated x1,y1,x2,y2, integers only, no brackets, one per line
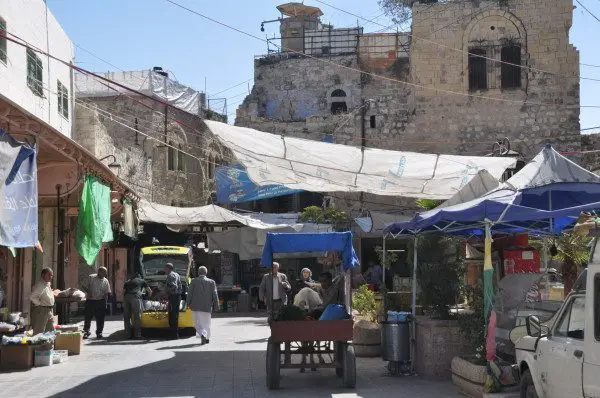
207,222,331,261
137,200,290,229
204,120,517,199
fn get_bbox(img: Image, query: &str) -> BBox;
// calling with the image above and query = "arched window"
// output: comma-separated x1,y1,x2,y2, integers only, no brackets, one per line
330,89,348,114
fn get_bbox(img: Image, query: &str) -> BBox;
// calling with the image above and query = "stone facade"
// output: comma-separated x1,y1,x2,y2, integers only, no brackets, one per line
74,95,227,206
235,0,582,214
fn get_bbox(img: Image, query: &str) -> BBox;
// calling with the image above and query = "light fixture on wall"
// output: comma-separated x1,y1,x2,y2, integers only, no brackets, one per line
99,154,121,169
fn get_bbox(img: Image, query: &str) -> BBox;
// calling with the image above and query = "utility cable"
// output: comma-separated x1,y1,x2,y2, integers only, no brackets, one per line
316,0,597,82
162,0,594,109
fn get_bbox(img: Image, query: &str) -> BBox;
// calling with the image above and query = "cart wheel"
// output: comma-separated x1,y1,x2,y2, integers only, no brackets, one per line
266,339,281,390
335,343,344,377
342,344,356,388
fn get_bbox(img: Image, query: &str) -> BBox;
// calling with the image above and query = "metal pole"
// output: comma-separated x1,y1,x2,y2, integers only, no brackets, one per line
382,235,386,311
411,235,418,317
549,190,553,235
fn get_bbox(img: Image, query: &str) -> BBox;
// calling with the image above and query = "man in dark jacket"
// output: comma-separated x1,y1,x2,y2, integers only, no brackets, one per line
186,266,218,344
163,263,182,339
123,273,151,339
259,262,291,321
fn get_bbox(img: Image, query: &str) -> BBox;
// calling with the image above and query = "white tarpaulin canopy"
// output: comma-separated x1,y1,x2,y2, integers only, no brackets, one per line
137,200,290,229
207,222,331,260
204,120,517,199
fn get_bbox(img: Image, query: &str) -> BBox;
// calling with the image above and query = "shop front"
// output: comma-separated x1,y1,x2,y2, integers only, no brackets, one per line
0,97,136,328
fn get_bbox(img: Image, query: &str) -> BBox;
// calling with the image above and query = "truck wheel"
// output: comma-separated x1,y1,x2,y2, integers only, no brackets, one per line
342,344,356,388
520,369,538,398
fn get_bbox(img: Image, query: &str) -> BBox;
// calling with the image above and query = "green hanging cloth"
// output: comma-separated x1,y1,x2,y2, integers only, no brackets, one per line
76,175,114,266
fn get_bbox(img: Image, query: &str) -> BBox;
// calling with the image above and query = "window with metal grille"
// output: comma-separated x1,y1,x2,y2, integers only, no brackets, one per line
468,48,487,91
57,80,69,119
501,45,521,89
0,18,6,64
27,48,43,96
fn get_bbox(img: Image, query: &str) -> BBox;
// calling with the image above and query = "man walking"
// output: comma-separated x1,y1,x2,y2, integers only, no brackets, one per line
30,267,56,334
123,272,152,339
259,262,291,321
82,266,111,339
164,263,182,339
186,266,218,344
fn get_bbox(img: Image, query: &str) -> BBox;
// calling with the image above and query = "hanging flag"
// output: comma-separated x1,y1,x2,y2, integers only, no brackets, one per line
0,129,38,248
122,198,137,240
76,175,113,266
483,224,501,393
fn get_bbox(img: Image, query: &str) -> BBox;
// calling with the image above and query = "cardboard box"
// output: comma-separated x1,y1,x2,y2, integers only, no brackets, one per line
34,350,53,367
0,345,34,370
54,333,82,355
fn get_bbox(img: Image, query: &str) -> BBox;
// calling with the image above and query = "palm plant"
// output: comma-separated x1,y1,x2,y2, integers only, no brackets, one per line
552,232,591,295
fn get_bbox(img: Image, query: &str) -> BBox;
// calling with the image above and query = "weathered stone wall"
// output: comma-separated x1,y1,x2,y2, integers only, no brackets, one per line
235,0,581,214
74,96,226,205
410,0,580,157
582,133,600,173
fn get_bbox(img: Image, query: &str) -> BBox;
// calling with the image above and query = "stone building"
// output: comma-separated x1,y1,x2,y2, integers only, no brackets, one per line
235,0,582,213
74,68,227,206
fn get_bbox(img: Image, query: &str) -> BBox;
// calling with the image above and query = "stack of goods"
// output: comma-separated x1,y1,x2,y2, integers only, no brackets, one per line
0,322,16,334
56,288,86,300
1,331,55,346
54,324,79,332
0,331,56,370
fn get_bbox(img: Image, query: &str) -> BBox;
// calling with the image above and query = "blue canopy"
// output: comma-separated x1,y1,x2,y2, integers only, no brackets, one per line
386,145,600,236
261,232,359,270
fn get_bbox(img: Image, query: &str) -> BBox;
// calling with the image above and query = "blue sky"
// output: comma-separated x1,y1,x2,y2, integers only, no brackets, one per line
47,0,600,132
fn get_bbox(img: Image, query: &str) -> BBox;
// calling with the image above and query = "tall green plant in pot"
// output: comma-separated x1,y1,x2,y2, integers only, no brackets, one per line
411,234,463,319
407,199,463,319
352,284,383,357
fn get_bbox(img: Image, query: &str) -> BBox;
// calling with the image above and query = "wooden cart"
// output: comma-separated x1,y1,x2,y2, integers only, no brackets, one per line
261,231,359,389
266,319,356,389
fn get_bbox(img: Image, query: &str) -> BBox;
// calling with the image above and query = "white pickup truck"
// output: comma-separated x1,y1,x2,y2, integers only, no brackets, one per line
515,243,600,398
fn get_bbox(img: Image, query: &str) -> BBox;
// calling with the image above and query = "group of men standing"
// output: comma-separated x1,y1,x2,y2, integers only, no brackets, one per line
28,259,348,343
258,262,343,320
122,263,219,343
29,266,112,338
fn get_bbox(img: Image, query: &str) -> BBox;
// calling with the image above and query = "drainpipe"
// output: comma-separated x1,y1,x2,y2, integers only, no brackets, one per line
56,184,66,323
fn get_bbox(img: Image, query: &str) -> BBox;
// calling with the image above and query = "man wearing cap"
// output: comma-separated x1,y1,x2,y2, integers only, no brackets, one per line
164,262,182,339
82,266,111,339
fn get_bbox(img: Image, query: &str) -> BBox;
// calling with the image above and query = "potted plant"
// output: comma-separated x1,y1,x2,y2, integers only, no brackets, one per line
351,285,382,357
452,282,489,397
410,231,471,379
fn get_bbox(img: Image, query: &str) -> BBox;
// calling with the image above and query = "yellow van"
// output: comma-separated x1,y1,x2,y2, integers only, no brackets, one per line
139,246,195,331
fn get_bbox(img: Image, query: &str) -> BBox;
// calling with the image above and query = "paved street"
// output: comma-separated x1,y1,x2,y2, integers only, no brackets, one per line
0,316,461,398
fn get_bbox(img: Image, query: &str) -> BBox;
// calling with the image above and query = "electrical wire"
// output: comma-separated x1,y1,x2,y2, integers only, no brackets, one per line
315,0,598,82
162,0,597,110
575,0,600,23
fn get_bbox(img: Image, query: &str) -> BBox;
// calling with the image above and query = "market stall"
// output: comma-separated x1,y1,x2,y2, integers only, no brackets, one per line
261,231,359,390
382,145,600,391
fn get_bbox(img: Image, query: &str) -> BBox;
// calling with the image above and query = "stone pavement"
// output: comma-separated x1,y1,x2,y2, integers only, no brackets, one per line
0,316,462,398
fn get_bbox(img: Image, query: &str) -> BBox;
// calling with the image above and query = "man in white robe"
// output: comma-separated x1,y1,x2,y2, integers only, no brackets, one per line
186,266,218,344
